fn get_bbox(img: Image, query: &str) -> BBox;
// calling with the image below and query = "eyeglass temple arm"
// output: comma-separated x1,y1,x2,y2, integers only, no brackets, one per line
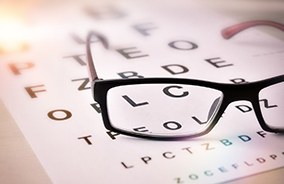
221,20,284,39
86,21,283,80
86,31,109,81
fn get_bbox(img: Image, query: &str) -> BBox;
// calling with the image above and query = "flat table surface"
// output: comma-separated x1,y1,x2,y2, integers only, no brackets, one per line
0,100,51,184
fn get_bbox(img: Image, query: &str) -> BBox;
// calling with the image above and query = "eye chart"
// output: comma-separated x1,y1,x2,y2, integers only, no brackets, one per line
0,0,283,183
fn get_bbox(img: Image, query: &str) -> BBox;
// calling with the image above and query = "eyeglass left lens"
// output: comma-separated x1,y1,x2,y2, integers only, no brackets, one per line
106,83,223,138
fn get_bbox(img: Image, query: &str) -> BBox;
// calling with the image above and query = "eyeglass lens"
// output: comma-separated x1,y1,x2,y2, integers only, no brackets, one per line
106,84,223,137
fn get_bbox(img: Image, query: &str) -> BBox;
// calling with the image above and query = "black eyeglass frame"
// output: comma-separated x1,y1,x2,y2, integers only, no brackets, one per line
86,21,284,140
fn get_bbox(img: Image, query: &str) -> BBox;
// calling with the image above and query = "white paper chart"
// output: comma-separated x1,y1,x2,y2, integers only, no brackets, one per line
0,1,284,183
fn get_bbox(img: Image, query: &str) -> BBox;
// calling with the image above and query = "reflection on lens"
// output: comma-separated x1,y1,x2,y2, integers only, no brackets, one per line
259,82,284,129
106,83,223,137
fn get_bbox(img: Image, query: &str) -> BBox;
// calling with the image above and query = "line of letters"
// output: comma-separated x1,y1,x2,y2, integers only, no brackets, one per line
120,131,278,170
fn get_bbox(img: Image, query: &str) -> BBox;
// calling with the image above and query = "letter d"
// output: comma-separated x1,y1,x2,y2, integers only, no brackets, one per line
161,64,189,75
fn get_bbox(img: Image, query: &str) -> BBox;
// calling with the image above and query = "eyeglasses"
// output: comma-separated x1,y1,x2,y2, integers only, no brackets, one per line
86,20,284,140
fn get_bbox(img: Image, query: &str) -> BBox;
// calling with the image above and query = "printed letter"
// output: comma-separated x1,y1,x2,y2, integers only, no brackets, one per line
244,161,253,166
259,99,278,109
78,135,93,145
133,23,157,36
117,71,144,79
191,116,207,125
168,40,198,50
163,152,175,159
220,139,232,146
106,131,120,140
204,170,213,176
181,147,193,154
63,54,86,66
122,95,149,107
257,131,267,138
121,162,134,169
202,143,215,150
270,154,277,160
116,47,149,59
48,109,72,121
218,167,228,173
163,85,189,98
25,84,46,98
174,177,184,184
133,126,149,133
188,174,198,180
238,135,251,142
235,105,252,113
163,121,182,130
232,163,239,169
205,57,233,68
91,103,101,113
161,64,189,75
9,62,34,75
141,156,152,164
230,78,248,84
256,158,266,163
71,78,91,91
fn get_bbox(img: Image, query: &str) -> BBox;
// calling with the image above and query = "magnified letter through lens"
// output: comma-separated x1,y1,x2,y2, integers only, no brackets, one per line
106,83,223,137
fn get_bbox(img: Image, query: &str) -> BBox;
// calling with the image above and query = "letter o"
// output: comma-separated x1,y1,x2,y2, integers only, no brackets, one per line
163,121,182,130
204,170,213,176
48,109,72,121
189,174,198,180
256,158,266,163
168,40,198,50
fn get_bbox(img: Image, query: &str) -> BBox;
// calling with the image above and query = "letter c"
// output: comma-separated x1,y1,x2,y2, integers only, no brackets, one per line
163,85,189,98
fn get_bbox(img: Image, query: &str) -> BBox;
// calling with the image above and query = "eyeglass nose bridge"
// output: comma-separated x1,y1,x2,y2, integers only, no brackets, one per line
221,84,260,103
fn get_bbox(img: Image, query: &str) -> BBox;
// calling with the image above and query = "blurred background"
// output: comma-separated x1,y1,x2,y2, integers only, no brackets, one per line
0,0,283,54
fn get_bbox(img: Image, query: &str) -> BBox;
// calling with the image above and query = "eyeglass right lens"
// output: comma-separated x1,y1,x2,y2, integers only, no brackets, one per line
106,83,223,138
259,81,284,130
